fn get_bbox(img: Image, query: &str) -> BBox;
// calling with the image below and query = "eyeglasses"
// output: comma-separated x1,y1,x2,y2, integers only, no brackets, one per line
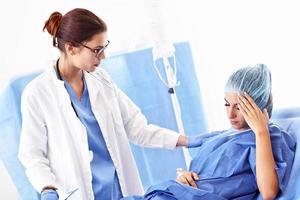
79,40,110,57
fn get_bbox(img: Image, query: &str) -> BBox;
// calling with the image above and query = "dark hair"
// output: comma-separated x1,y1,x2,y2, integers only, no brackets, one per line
43,8,107,52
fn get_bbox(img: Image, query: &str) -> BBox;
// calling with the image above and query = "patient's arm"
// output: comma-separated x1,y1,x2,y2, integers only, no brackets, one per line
255,127,279,200
176,170,199,188
238,93,279,200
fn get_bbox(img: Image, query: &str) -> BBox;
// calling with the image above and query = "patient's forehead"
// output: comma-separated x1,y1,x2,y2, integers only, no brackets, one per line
224,92,239,104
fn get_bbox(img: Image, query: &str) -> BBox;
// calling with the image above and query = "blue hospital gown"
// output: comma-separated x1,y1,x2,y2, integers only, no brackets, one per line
123,123,296,200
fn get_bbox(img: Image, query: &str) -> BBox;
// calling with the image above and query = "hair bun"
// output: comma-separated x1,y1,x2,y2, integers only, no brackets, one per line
43,11,63,37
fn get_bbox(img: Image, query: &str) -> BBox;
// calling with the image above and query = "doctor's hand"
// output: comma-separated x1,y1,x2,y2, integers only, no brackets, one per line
176,170,199,188
237,93,269,135
41,189,59,200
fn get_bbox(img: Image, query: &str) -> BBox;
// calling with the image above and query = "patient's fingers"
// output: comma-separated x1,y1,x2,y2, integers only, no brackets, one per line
263,108,269,120
176,174,187,184
192,172,199,181
176,171,198,188
185,173,197,188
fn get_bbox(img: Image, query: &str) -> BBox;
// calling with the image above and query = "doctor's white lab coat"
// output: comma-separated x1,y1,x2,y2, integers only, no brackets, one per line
18,66,180,200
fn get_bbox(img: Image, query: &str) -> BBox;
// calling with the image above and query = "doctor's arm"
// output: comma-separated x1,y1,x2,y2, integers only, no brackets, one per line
114,85,208,148
18,91,58,196
238,93,279,200
115,85,190,149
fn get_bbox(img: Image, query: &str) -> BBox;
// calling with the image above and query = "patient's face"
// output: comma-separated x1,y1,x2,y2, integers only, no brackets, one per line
224,92,249,130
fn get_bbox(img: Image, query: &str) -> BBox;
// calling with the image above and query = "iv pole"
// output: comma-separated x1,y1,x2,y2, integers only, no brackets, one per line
149,0,191,168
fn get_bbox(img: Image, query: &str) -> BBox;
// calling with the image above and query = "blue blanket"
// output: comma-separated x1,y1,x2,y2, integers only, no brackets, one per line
123,123,296,200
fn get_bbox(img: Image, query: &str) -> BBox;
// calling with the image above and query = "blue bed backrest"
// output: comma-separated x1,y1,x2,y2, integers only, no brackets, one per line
0,72,41,200
271,108,300,199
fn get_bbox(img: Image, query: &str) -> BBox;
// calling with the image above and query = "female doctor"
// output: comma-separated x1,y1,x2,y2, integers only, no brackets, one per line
18,8,188,200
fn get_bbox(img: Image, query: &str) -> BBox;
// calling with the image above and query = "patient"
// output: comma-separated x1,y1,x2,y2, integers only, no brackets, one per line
122,64,296,200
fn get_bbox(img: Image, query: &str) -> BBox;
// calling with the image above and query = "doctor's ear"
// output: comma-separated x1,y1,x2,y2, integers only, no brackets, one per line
64,42,77,56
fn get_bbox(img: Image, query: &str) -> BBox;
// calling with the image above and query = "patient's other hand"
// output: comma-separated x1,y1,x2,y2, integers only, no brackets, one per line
176,171,199,188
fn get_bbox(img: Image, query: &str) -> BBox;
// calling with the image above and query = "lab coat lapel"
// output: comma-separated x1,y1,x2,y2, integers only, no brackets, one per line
48,67,70,108
84,71,110,139
48,68,87,140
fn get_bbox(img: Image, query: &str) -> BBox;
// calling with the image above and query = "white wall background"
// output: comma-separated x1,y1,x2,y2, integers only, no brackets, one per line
1,0,300,198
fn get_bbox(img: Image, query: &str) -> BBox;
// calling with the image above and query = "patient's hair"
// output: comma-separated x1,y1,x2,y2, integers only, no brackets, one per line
224,64,273,117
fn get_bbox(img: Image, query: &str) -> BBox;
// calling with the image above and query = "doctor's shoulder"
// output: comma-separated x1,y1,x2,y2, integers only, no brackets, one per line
21,70,54,102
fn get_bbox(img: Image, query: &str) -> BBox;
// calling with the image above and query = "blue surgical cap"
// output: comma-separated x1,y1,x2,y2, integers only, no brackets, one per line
224,64,273,116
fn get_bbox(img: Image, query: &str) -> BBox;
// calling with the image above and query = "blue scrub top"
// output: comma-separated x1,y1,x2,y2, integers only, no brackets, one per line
64,77,123,199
